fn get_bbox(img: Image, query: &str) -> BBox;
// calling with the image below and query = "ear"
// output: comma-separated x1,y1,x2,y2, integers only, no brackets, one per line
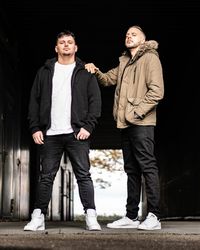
75,45,78,52
141,34,146,44
55,46,58,53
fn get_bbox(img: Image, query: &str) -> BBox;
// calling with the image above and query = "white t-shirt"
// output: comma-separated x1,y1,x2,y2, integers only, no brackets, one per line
46,62,75,135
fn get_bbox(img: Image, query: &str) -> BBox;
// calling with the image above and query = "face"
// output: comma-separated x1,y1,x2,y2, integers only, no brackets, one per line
55,35,78,56
125,27,145,49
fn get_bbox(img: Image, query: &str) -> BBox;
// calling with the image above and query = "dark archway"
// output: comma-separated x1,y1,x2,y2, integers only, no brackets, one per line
1,0,200,219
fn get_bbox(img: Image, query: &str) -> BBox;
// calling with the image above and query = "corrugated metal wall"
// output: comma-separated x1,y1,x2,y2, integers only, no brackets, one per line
0,15,30,220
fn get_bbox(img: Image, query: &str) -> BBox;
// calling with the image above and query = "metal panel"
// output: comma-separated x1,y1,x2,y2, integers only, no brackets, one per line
0,88,3,217
0,17,30,220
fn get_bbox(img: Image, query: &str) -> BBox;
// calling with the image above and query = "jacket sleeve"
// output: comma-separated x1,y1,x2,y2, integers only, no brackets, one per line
95,66,119,86
136,53,164,118
82,74,102,134
27,70,41,135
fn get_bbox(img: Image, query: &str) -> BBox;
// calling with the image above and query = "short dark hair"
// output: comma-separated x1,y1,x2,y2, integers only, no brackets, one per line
129,25,146,40
56,30,76,44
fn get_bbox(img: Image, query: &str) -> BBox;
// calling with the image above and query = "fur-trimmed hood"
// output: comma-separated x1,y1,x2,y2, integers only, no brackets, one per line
122,40,159,59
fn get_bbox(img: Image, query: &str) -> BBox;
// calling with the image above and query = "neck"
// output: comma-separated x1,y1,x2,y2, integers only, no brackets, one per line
129,47,139,58
58,55,75,65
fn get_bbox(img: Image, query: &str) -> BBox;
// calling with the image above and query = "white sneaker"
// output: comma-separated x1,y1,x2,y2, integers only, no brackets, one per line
24,209,45,231
107,216,140,229
137,212,161,230
85,209,101,231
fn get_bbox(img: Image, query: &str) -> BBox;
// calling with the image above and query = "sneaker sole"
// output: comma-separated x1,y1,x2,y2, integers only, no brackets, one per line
137,225,161,230
86,228,102,231
24,226,45,231
107,224,140,229
86,226,102,231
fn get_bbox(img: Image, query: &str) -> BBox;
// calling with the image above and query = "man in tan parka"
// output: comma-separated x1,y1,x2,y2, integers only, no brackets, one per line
85,25,164,230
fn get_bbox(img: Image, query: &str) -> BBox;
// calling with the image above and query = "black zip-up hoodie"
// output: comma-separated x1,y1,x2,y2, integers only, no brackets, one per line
28,57,101,135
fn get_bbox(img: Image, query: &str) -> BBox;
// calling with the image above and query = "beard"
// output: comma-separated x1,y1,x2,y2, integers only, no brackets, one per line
126,44,137,49
62,52,71,56
126,40,141,49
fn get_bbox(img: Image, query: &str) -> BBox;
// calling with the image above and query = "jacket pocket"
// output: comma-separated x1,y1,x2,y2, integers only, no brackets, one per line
125,97,142,124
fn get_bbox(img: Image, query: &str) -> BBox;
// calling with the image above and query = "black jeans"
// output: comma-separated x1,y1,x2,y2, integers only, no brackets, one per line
34,133,95,215
121,125,160,219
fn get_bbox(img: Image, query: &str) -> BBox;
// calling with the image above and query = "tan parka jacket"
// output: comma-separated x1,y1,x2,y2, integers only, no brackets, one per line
95,40,164,128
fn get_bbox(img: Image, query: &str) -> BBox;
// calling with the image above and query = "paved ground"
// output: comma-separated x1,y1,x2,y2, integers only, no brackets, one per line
0,220,200,249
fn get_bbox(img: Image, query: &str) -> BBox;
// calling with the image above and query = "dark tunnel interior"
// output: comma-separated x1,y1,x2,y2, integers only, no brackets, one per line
0,0,200,219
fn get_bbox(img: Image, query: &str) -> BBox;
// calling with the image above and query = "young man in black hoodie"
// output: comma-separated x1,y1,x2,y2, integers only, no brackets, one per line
24,30,102,231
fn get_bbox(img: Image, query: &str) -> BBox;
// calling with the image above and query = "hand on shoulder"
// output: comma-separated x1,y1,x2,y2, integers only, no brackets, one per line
85,63,99,74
